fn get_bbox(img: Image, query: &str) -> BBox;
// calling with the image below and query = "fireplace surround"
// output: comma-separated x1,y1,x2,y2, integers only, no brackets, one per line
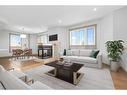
38,44,52,59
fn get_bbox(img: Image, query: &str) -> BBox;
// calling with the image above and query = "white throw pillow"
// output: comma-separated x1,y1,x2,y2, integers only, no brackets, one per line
66,50,72,56
71,50,80,56
66,49,80,56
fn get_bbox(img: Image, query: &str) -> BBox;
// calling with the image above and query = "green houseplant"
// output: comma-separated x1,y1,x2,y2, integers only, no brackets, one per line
105,40,124,71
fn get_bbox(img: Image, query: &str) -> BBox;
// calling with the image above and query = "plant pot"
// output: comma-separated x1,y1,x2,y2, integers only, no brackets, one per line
110,61,120,72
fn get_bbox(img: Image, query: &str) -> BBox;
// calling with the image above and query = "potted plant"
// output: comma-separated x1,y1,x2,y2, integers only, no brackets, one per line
105,40,124,72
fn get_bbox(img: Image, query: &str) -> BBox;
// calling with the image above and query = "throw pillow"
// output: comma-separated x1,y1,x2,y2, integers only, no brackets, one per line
71,50,80,56
63,49,66,56
89,50,100,58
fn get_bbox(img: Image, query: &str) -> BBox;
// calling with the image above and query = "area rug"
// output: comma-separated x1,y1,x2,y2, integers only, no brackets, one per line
24,66,115,90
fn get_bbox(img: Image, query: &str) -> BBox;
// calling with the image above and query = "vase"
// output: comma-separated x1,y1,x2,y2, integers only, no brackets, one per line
110,61,120,72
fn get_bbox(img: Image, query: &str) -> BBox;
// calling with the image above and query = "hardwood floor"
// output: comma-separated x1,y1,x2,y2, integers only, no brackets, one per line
0,57,127,89
111,68,127,89
103,64,127,89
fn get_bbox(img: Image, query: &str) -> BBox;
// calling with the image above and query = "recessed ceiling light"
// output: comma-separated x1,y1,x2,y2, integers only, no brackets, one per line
93,8,97,11
58,20,62,24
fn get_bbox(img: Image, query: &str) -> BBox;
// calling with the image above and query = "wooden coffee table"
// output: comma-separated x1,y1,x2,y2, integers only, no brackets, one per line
46,61,84,85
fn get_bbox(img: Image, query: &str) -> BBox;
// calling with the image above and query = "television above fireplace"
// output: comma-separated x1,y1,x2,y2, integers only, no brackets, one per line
49,34,58,41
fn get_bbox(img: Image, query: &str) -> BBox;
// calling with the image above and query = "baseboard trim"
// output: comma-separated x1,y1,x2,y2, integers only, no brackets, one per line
121,65,127,72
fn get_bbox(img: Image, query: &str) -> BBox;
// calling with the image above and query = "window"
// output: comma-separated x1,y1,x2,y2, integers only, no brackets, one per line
9,33,29,52
87,27,95,45
10,34,21,51
70,25,96,48
37,34,48,44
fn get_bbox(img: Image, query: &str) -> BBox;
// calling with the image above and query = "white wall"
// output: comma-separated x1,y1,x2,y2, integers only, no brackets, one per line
113,6,127,71
114,6,127,47
29,34,37,54
99,14,114,64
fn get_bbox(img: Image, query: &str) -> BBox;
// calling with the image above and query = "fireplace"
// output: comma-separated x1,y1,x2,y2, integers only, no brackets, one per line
38,44,52,59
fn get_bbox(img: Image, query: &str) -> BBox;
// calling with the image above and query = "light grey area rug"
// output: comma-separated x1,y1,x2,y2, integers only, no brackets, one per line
25,66,114,90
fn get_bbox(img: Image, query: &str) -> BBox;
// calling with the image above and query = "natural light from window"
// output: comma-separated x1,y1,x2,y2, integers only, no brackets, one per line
70,25,96,48
9,34,29,52
10,34,21,47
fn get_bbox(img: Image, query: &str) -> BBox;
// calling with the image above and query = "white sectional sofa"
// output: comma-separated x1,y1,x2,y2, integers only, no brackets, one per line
0,65,53,90
62,49,102,68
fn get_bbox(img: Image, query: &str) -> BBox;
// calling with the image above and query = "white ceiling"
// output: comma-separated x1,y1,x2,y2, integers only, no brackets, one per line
0,6,124,34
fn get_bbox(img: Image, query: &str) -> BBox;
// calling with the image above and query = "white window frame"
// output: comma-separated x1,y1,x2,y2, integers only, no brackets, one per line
9,33,30,52
69,24,96,49
9,33,22,52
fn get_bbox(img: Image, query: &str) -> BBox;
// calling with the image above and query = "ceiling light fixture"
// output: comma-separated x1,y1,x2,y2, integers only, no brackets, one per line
20,34,26,38
93,8,97,11
20,27,26,38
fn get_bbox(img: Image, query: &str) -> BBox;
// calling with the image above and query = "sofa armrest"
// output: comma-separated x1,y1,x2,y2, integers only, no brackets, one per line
97,53,102,68
7,68,14,71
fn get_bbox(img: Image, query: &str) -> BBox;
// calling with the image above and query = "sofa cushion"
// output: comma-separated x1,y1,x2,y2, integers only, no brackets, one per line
66,49,80,56
66,50,72,56
71,50,80,56
63,56,97,64
62,56,78,60
79,49,92,57
75,56,97,64
0,71,31,89
0,65,54,90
